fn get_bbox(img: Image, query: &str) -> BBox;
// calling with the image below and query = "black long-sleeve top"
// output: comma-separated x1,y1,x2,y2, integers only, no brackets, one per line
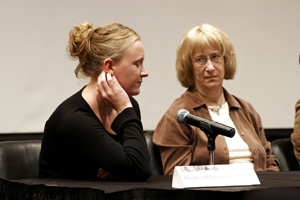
38,87,151,181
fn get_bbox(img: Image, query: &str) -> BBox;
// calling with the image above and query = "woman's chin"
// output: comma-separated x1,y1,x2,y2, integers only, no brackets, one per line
127,89,140,96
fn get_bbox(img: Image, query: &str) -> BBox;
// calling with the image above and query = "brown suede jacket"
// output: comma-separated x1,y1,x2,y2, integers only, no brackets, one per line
291,99,300,166
153,87,280,175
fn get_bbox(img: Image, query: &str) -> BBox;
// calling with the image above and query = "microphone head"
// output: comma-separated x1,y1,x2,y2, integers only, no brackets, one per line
176,109,189,124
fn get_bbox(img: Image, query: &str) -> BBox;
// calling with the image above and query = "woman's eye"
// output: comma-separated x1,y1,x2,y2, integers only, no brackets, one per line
196,57,205,62
212,54,221,60
135,62,143,69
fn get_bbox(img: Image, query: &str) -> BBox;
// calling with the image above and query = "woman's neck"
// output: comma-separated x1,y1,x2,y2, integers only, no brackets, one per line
196,87,224,107
82,79,118,134
82,79,114,121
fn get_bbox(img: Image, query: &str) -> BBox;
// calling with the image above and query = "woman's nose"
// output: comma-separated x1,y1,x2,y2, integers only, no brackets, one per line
141,65,149,77
205,60,215,71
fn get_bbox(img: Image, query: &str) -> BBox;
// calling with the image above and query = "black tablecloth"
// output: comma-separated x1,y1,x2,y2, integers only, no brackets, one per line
1,171,300,200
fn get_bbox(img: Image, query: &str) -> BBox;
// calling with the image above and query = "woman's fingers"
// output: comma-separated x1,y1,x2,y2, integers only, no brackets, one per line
96,71,132,113
97,168,119,180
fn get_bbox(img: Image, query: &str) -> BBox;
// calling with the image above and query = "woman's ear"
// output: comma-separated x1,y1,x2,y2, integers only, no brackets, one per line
103,58,115,75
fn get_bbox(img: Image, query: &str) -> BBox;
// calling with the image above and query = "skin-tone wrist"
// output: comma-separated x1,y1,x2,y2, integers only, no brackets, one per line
97,168,119,180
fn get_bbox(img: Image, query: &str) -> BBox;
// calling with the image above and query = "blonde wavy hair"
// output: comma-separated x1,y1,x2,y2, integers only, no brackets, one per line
67,22,140,78
176,24,237,88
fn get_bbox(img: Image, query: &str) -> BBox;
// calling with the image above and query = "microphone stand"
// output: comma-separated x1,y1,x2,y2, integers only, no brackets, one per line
200,126,218,165
207,133,217,165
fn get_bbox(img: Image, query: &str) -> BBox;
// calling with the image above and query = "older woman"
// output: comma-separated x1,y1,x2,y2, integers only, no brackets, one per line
153,24,279,175
39,22,150,181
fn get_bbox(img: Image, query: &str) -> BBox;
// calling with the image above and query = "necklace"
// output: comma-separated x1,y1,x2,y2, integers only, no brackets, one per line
207,95,224,115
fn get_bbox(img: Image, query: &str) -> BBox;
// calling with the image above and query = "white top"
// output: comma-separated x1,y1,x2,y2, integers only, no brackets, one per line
208,102,254,166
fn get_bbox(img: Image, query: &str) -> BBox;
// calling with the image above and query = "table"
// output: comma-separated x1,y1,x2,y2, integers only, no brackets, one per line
1,171,300,200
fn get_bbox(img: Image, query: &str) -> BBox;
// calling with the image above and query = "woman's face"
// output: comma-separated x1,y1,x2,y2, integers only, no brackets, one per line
113,41,148,96
192,47,225,92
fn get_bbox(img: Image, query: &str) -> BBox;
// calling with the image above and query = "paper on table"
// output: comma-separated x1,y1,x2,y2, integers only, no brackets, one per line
172,163,260,188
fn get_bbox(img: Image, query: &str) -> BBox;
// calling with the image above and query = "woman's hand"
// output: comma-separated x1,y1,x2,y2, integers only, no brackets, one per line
97,168,119,180
97,71,132,113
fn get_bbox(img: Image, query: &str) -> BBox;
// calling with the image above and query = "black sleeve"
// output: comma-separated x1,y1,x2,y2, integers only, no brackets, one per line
60,100,151,181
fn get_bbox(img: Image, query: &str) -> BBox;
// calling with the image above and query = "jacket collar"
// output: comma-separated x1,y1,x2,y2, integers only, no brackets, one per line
185,87,241,111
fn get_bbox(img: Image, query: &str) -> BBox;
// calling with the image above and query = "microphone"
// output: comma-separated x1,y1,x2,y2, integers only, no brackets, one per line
176,109,235,138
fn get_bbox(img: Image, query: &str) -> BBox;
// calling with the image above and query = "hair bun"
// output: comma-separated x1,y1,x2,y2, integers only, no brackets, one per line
67,22,94,62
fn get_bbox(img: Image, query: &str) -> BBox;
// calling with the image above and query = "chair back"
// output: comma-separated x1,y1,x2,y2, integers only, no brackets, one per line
0,140,41,180
271,138,300,171
144,131,164,175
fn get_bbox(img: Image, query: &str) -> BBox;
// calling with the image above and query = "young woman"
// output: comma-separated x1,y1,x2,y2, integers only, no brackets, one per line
39,22,150,181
